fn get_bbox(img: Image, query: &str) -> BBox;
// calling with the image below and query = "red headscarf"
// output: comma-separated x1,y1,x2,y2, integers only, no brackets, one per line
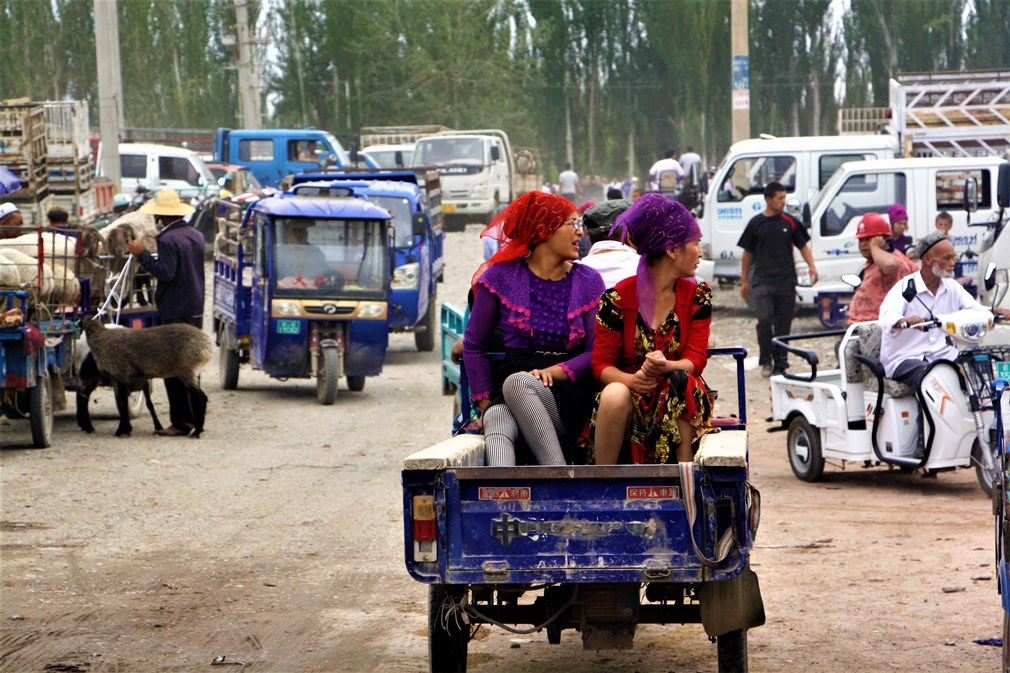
471,191,576,292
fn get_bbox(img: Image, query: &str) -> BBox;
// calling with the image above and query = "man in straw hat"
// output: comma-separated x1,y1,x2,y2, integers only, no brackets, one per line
127,188,206,437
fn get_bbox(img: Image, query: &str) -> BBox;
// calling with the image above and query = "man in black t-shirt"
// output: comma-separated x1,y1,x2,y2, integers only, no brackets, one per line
737,182,819,377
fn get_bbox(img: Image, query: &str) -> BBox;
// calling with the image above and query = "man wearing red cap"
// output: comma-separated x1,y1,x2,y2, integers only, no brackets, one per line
847,213,919,324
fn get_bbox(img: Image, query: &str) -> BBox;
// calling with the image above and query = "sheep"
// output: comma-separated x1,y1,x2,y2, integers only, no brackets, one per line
81,318,214,437
101,213,158,306
73,324,160,436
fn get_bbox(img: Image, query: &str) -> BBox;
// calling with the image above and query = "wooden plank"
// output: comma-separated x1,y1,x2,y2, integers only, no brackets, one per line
696,430,747,467
404,434,486,470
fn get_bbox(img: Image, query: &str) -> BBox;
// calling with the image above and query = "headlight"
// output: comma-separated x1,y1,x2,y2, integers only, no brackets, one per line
392,263,420,290
469,183,487,198
358,302,386,318
273,301,301,317
959,322,988,341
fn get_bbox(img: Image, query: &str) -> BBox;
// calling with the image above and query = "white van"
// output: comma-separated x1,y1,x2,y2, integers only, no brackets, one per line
97,142,217,197
700,135,899,280
793,156,1007,306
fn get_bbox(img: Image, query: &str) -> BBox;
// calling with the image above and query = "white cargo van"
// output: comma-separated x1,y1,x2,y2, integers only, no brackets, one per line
700,135,898,280
793,156,1007,306
97,142,216,196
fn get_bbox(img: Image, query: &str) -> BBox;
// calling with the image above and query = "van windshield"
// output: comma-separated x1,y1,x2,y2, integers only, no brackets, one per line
414,138,485,166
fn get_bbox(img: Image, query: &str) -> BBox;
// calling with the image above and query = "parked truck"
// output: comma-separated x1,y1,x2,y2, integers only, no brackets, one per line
290,170,445,351
411,129,542,231
213,128,378,190
700,70,1010,283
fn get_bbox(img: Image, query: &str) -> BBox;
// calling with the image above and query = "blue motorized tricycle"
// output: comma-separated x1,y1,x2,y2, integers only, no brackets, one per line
212,192,393,404
404,308,763,671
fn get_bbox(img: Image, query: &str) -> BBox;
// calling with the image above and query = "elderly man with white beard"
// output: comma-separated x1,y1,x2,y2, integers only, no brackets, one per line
879,230,1010,389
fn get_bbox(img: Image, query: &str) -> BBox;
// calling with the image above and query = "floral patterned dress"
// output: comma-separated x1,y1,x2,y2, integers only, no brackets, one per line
584,276,714,464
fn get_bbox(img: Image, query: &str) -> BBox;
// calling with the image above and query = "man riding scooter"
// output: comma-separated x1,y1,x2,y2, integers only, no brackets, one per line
879,231,1010,389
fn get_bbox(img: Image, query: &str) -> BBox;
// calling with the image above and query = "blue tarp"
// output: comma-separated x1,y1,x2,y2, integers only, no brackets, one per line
0,166,22,196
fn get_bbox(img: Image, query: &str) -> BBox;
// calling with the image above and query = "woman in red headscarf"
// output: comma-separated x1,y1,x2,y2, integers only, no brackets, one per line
463,191,606,467
586,193,713,465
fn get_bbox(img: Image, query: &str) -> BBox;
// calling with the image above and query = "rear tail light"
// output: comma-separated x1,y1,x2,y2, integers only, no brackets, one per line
412,494,437,563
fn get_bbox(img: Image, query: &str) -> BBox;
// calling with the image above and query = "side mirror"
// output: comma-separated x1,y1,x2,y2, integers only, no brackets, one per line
394,150,404,168
902,278,917,303
802,201,811,230
350,145,360,164
963,177,979,213
841,273,862,289
785,197,801,217
998,162,1010,209
413,214,427,237
490,145,501,162
984,262,997,291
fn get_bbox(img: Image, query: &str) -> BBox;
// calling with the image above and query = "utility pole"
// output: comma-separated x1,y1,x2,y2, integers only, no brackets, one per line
235,1,262,129
93,0,123,190
731,0,751,143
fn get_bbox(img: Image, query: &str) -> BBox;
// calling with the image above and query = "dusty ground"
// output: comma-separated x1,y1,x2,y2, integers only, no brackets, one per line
0,225,1003,673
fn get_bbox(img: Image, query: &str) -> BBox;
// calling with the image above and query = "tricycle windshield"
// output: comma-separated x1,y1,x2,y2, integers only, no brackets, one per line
369,196,414,248
272,217,388,298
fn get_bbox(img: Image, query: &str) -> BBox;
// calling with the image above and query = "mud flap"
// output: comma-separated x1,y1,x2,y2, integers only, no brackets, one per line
698,567,765,637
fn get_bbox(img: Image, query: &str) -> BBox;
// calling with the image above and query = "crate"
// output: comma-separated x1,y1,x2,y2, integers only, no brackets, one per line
1,160,48,194
0,103,47,166
41,101,90,162
46,156,94,193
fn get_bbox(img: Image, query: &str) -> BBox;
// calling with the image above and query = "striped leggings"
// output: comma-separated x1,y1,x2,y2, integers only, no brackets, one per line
483,372,566,467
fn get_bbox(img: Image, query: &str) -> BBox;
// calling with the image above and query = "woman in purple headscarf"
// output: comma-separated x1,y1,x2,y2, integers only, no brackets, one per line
586,193,713,464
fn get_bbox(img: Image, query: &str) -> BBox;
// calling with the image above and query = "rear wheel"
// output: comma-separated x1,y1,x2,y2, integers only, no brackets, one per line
218,328,239,390
787,416,824,482
414,299,436,352
717,629,748,673
428,584,468,673
1003,608,1010,673
316,347,338,405
973,438,997,497
29,373,53,449
346,375,366,392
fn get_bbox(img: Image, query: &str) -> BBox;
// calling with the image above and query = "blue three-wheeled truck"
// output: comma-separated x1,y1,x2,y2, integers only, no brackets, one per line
403,311,764,672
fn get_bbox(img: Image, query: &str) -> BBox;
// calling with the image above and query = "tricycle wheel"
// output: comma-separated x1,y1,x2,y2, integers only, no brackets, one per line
29,374,53,449
415,299,436,352
973,438,997,497
346,375,366,392
218,329,240,391
717,628,748,673
1002,609,1010,673
428,584,468,673
316,347,339,405
786,416,824,482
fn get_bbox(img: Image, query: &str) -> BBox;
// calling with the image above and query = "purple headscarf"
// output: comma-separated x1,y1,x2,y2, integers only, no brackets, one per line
609,193,702,327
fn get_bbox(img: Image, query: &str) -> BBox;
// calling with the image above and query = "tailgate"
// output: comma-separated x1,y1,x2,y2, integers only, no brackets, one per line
409,462,752,585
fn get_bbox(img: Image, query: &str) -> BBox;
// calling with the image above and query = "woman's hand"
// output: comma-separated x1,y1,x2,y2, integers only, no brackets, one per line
630,368,658,395
530,366,562,386
641,351,668,377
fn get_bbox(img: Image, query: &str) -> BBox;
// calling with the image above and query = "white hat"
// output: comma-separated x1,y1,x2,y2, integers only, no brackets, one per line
0,203,20,219
139,189,195,217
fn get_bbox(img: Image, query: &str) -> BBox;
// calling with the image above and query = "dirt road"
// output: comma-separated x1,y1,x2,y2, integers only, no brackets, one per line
0,226,1002,672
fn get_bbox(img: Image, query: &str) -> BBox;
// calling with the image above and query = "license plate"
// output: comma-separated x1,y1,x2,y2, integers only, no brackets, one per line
276,319,301,335
997,361,1010,381
442,203,456,213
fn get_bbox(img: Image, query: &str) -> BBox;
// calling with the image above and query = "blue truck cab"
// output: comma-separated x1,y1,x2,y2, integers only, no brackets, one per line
214,128,378,189
290,171,445,351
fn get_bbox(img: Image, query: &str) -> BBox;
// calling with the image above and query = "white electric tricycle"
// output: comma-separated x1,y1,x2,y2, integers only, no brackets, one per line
770,265,1009,495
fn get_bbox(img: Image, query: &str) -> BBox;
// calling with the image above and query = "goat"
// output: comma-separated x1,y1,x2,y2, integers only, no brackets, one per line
81,318,213,437
74,325,161,435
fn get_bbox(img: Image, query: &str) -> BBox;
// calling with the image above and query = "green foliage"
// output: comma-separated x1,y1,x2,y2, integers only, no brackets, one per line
2,0,1006,180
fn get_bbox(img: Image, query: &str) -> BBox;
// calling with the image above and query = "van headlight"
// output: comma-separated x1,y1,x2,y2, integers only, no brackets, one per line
358,302,386,318
469,183,487,198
